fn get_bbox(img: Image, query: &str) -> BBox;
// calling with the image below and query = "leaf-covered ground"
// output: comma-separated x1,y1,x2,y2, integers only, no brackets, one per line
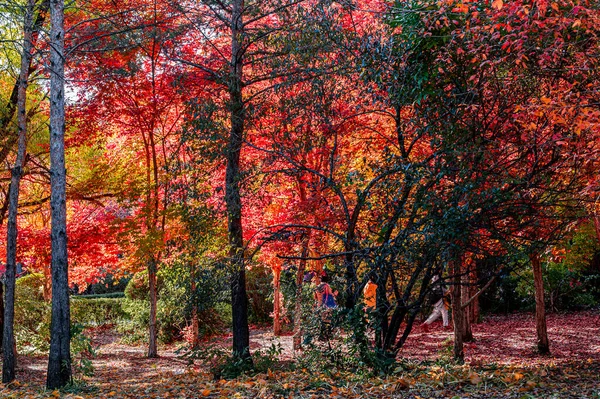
2,311,599,398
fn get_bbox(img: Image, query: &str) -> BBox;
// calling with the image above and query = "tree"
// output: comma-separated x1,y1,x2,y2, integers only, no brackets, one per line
3,0,35,383
46,0,71,388
67,0,192,357
176,0,347,361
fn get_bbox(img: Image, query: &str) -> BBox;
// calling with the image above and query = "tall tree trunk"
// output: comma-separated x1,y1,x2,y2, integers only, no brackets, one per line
147,259,158,358
461,260,473,342
470,269,480,324
530,252,550,354
292,235,310,350
227,0,250,360
272,266,282,336
451,256,464,363
46,0,71,388
190,263,200,348
3,0,35,383
0,283,3,354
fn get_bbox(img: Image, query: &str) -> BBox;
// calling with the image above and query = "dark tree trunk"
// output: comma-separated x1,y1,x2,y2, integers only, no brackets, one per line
190,263,200,348
292,235,309,349
470,269,480,324
531,252,550,354
0,283,3,353
451,256,464,363
227,0,250,361
147,259,158,358
3,0,35,383
461,263,474,342
46,0,71,388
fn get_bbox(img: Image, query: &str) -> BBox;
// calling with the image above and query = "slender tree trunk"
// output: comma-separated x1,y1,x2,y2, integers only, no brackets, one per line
451,256,464,363
292,235,310,350
227,0,250,360
46,0,71,388
461,261,473,342
190,263,200,348
272,266,282,336
530,252,550,354
147,259,158,358
470,269,480,324
0,283,3,353
3,0,35,383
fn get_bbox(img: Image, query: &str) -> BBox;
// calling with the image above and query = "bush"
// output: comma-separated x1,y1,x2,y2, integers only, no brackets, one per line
73,292,125,299
16,272,46,300
124,270,164,300
119,260,235,345
246,263,273,324
117,299,151,344
15,275,51,354
71,297,126,326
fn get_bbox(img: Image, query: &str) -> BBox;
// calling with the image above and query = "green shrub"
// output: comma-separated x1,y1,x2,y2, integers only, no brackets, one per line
16,272,46,300
124,270,164,300
15,274,51,353
116,299,150,344
246,263,273,324
73,292,125,299
71,297,126,326
119,260,234,345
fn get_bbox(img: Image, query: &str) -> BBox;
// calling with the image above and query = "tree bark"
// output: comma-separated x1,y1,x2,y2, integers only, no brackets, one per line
461,258,474,342
147,259,158,358
461,271,473,342
530,252,550,354
190,263,200,348
0,282,3,353
272,266,282,336
451,256,464,363
3,0,35,383
470,269,480,324
46,0,71,388
227,0,250,361
292,235,310,350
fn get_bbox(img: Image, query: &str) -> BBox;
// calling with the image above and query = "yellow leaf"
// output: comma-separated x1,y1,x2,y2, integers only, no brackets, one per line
468,372,482,385
572,19,581,28
526,380,537,389
202,388,212,396
108,392,117,397
540,96,551,104
492,0,503,10
396,378,411,389
513,372,524,381
52,390,61,397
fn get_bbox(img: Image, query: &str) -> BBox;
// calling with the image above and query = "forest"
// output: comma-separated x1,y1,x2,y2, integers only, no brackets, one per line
0,0,599,397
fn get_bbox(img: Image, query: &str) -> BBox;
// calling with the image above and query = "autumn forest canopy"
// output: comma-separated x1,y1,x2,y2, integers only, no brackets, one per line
0,0,599,396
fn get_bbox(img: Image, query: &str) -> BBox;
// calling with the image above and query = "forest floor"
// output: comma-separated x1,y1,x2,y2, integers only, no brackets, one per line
2,310,599,398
